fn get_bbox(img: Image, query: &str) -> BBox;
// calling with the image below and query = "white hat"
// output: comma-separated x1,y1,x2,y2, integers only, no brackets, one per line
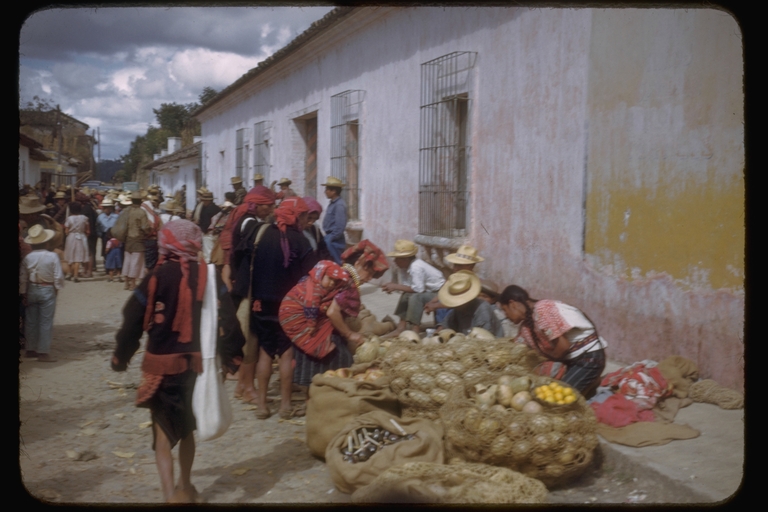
24,224,55,245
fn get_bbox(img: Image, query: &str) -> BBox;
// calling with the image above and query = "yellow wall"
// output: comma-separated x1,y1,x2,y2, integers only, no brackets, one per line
584,9,744,291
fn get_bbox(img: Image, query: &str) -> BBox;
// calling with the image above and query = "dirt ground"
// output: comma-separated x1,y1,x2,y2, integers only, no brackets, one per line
18,279,697,505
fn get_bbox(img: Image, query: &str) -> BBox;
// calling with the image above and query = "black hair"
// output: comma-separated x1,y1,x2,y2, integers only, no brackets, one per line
224,191,236,201
69,201,82,214
499,284,554,358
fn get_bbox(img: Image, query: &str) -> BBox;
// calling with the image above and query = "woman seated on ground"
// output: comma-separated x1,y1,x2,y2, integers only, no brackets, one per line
437,270,504,337
280,240,390,396
498,285,608,398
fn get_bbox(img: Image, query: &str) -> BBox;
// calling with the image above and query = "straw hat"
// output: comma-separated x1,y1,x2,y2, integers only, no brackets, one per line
54,191,67,200
24,224,55,245
438,270,482,308
19,195,46,214
253,174,265,181
321,176,345,188
162,199,184,213
445,244,485,265
100,198,115,208
200,190,214,200
387,239,418,258
220,200,235,210
231,176,243,185
277,178,292,186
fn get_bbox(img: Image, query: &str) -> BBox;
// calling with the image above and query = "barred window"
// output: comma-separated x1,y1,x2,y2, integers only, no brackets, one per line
253,120,272,183
331,90,364,221
235,128,248,181
419,52,476,238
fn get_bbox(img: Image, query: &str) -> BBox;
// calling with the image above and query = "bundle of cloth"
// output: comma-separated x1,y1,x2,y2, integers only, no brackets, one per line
588,356,702,447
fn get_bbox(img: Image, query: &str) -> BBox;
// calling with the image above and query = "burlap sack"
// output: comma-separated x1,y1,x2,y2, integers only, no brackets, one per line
306,373,401,459
351,462,548,504
325,410,445,494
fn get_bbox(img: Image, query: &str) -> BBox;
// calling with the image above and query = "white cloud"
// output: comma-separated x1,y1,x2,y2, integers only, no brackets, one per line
168,48,262,91
110,67,147,97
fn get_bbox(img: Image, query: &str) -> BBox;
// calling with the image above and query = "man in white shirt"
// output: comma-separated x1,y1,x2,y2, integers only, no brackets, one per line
20,224,65,362
382,239,446,337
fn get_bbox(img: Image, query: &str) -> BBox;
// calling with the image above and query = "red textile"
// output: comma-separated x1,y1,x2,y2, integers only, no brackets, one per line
219,186,276,255
591,393,656,428
143,220,206,343
302,195,323,215
517,300,572,352
275,197,308,267
601,363,672,410
279,260,350,359
341,239,390,278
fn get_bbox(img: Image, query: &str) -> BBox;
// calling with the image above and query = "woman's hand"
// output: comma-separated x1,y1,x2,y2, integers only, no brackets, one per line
347,332,365,349
544,335,571,360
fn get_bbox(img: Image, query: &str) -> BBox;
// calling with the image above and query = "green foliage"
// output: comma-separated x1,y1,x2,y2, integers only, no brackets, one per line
199,86,218,105
119,86,215,176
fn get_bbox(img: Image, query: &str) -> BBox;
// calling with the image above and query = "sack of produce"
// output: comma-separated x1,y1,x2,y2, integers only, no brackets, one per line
351,461,548,504
306,364,401,459
325,410,444,494
440,374,599,487
380,336,544,420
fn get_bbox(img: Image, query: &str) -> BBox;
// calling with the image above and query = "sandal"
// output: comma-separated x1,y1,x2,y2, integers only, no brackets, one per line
254,407,271,420
278,408,293,420
292,403,307,417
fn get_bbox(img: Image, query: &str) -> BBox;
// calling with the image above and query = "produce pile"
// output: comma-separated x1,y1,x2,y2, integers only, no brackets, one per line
376,329,544,420
440,374,599,487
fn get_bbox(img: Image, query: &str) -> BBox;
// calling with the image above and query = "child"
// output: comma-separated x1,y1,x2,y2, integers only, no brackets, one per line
104,229,124,282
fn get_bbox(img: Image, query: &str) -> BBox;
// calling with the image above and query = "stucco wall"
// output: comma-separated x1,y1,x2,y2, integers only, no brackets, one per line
199,7,744,390
581,9,744,390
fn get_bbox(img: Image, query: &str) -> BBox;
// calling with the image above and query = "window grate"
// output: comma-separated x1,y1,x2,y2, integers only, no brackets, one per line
331,90,364,221
235,128,247,181
253,120,272,183
419,52,476,238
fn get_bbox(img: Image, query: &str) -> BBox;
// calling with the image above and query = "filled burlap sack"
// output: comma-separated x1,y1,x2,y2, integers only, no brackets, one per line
351,461,548,504
306,370,401,459
326,410,444,494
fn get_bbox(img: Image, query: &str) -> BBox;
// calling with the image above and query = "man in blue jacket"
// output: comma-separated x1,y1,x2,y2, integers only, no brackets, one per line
321,177,347,264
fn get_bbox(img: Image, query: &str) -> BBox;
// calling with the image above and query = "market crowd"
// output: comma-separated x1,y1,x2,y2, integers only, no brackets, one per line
19,173,607,503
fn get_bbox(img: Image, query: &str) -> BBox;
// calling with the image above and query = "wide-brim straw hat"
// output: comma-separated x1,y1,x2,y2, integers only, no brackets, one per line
277,178,292,186
445,244,485,264
100,198,115,208
387,239,418,258
54,191,67,200
24,224,55,245
231,176,243,185
200,191,214,200
321,176,346,188
253,174,265,181
220,200,235,210
19,194,46,214
438,270,482,308
162,200,184,213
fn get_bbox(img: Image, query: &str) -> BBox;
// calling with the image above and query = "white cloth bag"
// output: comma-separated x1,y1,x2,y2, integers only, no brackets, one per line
192,263,232,441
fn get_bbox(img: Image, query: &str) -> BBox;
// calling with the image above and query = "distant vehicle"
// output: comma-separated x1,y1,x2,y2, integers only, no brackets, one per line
122,182,139,191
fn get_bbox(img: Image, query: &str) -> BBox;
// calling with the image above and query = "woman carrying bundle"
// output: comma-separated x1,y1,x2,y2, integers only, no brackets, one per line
498,285,608,397
280,240,390,393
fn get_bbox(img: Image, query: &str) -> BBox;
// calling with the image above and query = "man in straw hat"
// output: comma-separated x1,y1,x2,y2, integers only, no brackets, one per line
96,198,119,265
437,270,504,337
321,176,347,264
20,194,65,251
122,192,153,291
424,244,485,322
231,176,247,205
381,239,446,337
20,224,65,362
253,173,265,187
195,190,221,262
272,177,297,201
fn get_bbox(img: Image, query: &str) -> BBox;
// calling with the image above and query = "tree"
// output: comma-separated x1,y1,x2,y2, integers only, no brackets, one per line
152,103,191,135
199,86,218,105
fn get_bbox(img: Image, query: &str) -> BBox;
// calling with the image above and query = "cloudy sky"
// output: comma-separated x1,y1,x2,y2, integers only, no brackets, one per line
19,6,335,161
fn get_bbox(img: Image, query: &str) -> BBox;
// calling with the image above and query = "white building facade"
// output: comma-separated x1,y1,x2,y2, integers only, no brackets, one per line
195,7,744,390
